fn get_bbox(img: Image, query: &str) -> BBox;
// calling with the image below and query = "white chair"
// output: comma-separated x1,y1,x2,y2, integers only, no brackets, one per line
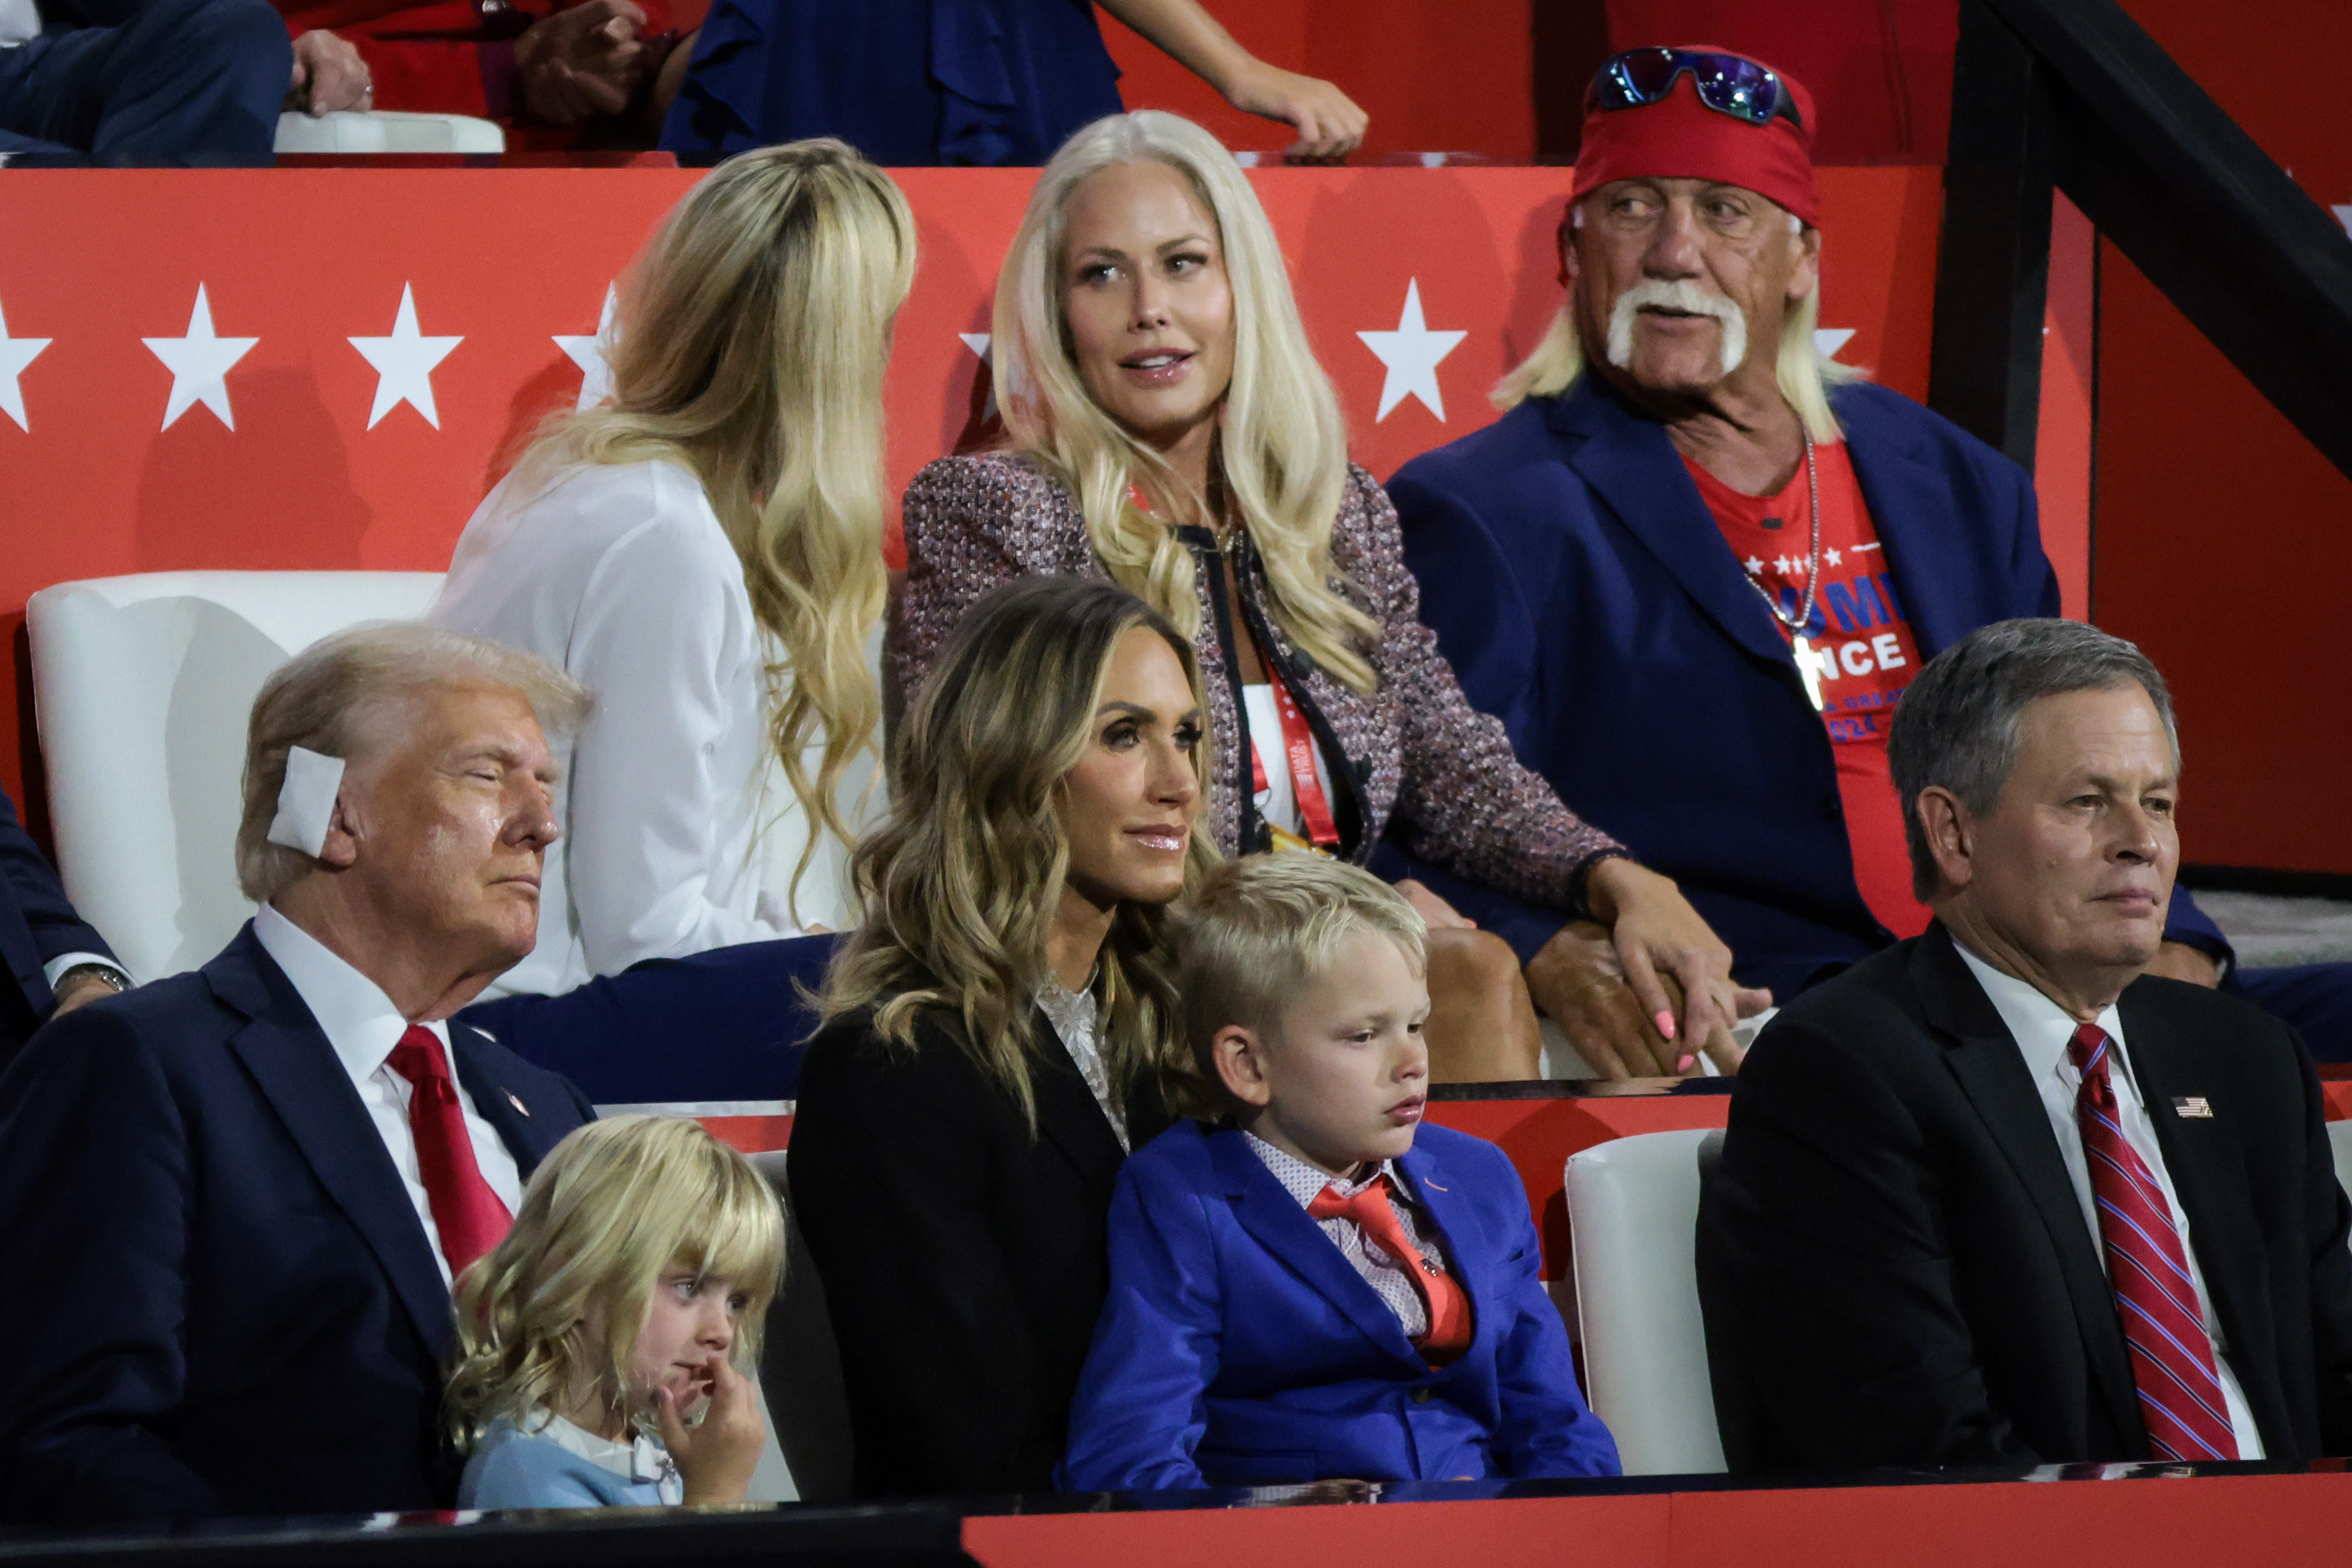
2328,1120,2352,1200
1563,1128,1727,1475
27,571,445,982
274,111,505,155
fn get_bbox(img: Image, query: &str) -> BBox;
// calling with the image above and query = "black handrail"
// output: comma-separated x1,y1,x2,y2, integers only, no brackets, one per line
1927,0,2352,481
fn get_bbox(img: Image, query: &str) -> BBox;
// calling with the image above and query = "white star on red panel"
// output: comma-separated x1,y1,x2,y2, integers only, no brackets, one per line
1815,328,1856,361
1358,279,1465,422
1743,555,1763,576
553,283,618,411
0,297,49,433
350,284,463,430
144,284,257,432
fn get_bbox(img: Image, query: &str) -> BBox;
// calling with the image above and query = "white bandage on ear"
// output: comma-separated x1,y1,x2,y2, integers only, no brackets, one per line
266,745,346,859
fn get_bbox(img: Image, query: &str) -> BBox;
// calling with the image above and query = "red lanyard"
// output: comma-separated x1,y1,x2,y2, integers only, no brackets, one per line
1130,481,1341,850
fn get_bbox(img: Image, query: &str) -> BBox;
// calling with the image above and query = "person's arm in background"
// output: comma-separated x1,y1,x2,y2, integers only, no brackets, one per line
1095,0,1365,158
1470,1139,1619,1479
292,0,658,125
0,786,125,1022
889,461,1043,728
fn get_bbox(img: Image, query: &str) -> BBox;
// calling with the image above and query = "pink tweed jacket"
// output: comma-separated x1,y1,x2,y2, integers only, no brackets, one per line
893,450,1624,915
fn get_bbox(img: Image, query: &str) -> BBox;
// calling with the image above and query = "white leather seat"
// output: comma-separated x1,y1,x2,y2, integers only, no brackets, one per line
27,571,444,982
1563,1127,1727,1475
2328,1120,2352,1200
274,111,506,155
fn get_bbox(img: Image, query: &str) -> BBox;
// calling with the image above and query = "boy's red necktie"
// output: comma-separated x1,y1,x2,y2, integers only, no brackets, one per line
386,1024,512,1280
1309,1174,1473,1365
2069,1022,2238,1461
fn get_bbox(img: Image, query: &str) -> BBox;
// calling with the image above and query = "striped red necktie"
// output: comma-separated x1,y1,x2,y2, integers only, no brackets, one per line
386,1024,512,1281
2068,1022,2238,1461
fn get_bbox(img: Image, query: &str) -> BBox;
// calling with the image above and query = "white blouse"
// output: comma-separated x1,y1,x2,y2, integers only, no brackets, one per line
431,459,874,1001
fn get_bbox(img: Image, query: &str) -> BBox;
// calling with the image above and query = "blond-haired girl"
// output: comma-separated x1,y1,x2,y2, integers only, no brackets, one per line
894,109,1745,1084
433,137,916,1103
449,1116,786,1509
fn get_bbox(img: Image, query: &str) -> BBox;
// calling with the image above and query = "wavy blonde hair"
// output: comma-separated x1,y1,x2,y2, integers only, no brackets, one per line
508,140,916,918
447,1116,785,1453
992,111,1380,694
1492,207,1860,443
820,576,1215,1130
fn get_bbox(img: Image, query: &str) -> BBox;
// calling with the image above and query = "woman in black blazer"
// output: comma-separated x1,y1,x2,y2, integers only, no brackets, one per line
789,576,1213,1497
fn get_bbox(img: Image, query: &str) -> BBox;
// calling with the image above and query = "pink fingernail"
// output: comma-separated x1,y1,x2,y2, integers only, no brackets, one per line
1654,1011,1677,1041
1677,1053,1696,1073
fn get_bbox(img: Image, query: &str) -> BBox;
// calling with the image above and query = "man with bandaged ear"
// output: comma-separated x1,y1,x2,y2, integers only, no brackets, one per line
0,623,595,1524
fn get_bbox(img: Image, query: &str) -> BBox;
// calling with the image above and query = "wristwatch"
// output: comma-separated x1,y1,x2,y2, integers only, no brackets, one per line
55,963,130,997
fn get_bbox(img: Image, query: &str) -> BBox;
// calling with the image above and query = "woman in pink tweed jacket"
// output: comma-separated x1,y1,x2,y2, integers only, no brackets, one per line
893,111,1759,1079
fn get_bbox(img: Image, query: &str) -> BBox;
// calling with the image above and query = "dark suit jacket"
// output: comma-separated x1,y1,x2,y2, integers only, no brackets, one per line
788,1001,1175,1498
0,783,116,1055
0,923,592,1523
1382,377,2231,989
1697,923,2352,1471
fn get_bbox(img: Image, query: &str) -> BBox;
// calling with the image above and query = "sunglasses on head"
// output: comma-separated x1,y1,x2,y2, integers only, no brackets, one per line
1587,48,1802,130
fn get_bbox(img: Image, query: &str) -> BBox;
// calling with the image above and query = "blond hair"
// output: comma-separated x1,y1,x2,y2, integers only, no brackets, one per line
506,140,916,920
237,621,591,905
446,1116,786,1453
1172,853,1427,1093
992,111,1381,695
1492,210,1861,443
820,576,1213,1131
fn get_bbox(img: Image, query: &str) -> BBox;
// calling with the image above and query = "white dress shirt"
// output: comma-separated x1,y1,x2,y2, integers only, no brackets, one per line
1952,939,2264,1459
1247,1132,1445,1338
252,903,524,1285
431,459,875,1001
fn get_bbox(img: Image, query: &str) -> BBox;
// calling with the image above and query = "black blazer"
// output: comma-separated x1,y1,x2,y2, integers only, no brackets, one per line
1698,922,2352,1472
0,924,592,1523
0,784,116,1057
788,1000,1175,1497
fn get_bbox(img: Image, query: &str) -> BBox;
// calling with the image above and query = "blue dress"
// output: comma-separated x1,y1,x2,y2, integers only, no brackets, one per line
461,1414,685,1509
658,0,1124,166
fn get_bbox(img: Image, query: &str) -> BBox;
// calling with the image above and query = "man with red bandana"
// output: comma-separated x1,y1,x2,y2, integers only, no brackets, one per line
1383,46,2352,1060
273,0,682,138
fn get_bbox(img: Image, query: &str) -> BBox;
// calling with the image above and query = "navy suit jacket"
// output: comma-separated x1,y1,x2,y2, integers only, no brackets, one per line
1057,1120,1619,1489
1384,375,2228,997
0,924,592,1523
0,784,114,1053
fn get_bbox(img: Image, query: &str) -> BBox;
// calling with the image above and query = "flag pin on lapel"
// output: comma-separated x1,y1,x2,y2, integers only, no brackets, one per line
505,1090,531,1118
2172,1096,2213,1119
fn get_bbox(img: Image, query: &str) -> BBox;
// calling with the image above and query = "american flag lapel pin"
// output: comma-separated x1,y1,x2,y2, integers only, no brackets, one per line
2172,1096,2213,1119
504,1090,531,1118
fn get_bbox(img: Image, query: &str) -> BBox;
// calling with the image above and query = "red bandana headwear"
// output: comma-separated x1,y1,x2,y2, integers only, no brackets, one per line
1569,46,1820,228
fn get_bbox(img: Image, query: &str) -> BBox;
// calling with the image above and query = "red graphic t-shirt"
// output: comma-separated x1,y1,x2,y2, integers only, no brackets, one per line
1682,445,1932,939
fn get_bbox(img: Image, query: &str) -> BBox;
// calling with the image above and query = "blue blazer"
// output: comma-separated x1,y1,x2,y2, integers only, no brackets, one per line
0,924,592,1523
1382,376,2228,997
0,784,114,1055
1057,1120,1619,1490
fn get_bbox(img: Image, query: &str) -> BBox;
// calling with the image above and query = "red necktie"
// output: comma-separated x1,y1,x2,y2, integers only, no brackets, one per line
2069,1023,2238,1461
1308,1173,1473,1365
386,1024,511,1280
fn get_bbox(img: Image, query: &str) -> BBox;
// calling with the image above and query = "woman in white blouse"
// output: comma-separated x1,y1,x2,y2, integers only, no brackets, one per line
431,140,915,1102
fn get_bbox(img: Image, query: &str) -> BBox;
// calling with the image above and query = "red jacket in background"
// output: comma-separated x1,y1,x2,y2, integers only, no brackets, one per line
274,0,670,122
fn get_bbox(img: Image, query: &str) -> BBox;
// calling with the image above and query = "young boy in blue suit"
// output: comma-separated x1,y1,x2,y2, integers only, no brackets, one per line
1058,855,1620,1490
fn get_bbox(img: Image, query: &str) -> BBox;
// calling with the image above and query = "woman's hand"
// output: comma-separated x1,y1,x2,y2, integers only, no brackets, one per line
1527,861,1769,1079
1220,59,1367,159
1395,877,1475,929
655,1353,766,1506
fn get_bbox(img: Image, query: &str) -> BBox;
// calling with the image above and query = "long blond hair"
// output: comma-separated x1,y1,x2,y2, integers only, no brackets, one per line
1492,212,1860,443
820,576,1214,1131
510,140,916,916
447,1116,785,1452
992,111,1380,694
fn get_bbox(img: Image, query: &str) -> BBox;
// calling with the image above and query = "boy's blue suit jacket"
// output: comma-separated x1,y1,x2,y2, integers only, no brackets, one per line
1382,375,2229,997
1057,1119,1620,1490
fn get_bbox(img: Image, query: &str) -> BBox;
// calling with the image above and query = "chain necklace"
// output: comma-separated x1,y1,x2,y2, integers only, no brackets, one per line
1740,432,1826,710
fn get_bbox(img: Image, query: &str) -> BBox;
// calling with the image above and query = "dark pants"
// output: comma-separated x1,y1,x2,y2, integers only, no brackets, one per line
458,933,841,1106
0,0,288,166
2232,964,2352,1064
